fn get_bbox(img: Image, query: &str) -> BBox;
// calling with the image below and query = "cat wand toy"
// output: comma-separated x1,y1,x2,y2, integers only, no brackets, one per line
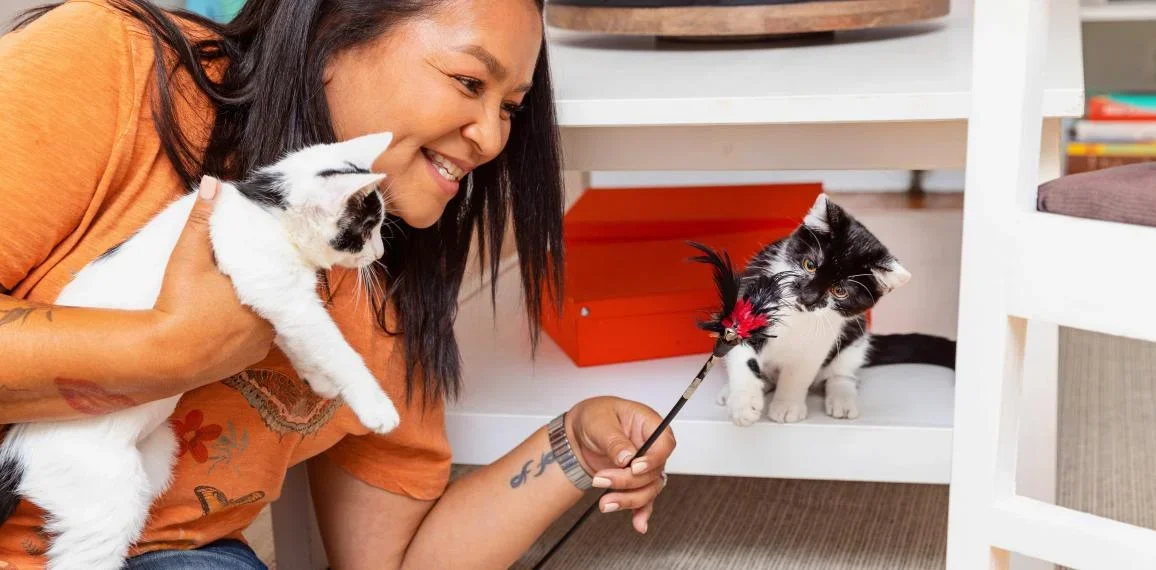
533,242,785,569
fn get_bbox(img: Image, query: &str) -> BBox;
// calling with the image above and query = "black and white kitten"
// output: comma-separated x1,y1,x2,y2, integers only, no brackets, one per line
0,132,400,570
717,193,912,425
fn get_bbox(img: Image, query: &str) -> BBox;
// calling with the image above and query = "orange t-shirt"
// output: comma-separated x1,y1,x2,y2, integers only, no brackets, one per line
0,1,451,566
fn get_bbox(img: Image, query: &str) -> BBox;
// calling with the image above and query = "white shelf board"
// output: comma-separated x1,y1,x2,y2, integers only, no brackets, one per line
1080,2,1156,21
448,269,956,484
546,1,1084,127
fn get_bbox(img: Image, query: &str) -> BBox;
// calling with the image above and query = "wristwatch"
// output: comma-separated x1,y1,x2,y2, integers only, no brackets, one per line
548,413,593,491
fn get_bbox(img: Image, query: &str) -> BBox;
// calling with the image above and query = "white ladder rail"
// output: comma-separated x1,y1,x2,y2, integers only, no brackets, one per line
948,0,1156,568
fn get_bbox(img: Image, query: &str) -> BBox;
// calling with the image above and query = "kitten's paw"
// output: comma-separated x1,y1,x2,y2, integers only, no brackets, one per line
727,387,765,427
825,392,860,419
304,375,340,400
344,386,401,434
766,399,808,423
715,385,730,406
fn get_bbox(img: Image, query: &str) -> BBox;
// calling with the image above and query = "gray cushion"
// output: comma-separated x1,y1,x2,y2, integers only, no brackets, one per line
1038,162,1156,228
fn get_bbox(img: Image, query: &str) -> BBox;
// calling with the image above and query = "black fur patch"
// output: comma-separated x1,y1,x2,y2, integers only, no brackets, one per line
0,455,23,525
329,190,383,253
318,162,369,177
234,170,287,210
866,333,956,369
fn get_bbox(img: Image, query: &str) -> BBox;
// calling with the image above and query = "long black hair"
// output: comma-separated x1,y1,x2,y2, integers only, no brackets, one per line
13,0,565,406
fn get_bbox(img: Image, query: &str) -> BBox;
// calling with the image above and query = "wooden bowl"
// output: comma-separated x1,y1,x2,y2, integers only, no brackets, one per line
545,0,951,40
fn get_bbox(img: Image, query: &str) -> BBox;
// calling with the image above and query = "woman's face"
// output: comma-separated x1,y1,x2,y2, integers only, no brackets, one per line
324,0,543,229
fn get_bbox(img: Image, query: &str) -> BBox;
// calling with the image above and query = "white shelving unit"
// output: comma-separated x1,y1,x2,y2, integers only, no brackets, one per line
450,271,956,483
446,0,1085,486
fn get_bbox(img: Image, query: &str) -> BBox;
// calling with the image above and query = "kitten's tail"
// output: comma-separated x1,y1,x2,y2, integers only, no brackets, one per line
0,453,23,524
866,333,956,370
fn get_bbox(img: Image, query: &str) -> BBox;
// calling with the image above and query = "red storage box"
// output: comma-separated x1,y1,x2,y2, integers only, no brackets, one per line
563,183,823,245
542,230,793,367
541,183,824,367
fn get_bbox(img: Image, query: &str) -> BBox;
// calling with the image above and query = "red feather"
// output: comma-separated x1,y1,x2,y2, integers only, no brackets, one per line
721,298,769,339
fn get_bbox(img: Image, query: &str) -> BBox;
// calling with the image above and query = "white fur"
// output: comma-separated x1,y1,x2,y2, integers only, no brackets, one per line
802,192,830,232
0,132,401,569
820,333,871,419
873,259,911,293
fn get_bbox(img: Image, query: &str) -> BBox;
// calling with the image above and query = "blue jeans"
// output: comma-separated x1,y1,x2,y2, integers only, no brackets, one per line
123,539,268,570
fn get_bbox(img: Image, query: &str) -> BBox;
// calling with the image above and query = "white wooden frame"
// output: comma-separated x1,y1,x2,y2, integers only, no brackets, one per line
946,0,1156,568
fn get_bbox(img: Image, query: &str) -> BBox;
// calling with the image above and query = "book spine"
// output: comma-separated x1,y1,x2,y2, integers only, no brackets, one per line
1086,94,1156,121
1066,154,1156,175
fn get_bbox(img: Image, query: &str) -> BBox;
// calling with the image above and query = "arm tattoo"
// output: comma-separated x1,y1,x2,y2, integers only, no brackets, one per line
0,306,54,327
509,450,558,489
534,450,556,477
55,378,136,415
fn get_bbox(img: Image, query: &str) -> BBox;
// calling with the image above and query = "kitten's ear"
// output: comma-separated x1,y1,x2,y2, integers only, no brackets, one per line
337,132,394,169
804,193,831,232
873,259,912,293
324,172,387,210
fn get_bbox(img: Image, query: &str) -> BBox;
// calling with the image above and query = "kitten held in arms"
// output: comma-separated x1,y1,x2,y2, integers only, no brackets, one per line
717,193,912,425
0,132,401,570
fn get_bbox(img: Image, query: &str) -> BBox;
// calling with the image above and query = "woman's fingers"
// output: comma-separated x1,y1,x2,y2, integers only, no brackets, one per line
590,463,663,491
632,502,655,534
597,477,664,518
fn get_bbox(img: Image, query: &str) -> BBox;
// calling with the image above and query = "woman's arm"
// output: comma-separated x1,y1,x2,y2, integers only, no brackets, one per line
0,180,275,424
310,397,675,570
0,294,176,423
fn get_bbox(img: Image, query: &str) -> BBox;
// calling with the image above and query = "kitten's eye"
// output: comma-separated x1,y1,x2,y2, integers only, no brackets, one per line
830,285,849,299
802,258,817,273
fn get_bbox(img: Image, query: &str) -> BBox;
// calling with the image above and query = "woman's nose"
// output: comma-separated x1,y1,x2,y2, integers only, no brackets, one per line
462,107,504,162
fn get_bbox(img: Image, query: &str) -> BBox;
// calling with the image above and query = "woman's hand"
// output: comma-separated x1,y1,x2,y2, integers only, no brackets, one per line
565,396,677,534
150,176,275,388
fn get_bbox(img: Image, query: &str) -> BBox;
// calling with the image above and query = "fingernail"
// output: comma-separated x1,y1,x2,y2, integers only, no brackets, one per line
199,176,218,201
631,461,649,475
592,476,612,489
602,502,619,513
617,450,633,466
641,521,649,534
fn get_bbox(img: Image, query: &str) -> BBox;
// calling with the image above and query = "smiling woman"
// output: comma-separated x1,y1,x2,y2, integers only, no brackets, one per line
0,0,677,568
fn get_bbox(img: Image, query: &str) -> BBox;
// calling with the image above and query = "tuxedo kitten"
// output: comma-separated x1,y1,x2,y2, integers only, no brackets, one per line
0,132,401,570
718,193,912,425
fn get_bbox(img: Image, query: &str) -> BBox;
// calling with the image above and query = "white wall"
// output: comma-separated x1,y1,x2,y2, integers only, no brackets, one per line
1,0,48,28
1082,20,1156,92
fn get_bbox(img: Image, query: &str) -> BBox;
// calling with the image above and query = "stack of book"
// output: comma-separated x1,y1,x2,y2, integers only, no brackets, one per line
1067,92,1156,174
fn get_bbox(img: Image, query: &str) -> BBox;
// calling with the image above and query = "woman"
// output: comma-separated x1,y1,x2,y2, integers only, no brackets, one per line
0,0,677,567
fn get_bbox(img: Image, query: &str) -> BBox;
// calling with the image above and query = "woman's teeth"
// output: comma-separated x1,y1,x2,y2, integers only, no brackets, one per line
424,149,465,182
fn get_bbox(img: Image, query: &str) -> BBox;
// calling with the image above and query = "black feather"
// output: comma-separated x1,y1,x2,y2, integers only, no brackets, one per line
687,241,740,334
687,241,788,345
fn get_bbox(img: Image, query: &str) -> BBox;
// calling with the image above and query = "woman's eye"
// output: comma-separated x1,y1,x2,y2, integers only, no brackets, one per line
830,285,849,299
455,75,483,95
802,258,817,273
501,102,526,120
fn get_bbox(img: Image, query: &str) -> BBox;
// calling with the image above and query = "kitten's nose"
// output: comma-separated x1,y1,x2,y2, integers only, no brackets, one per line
799,288,823,308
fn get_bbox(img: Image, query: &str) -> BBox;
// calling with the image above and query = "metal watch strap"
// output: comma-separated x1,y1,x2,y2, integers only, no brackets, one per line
548,413,593,491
